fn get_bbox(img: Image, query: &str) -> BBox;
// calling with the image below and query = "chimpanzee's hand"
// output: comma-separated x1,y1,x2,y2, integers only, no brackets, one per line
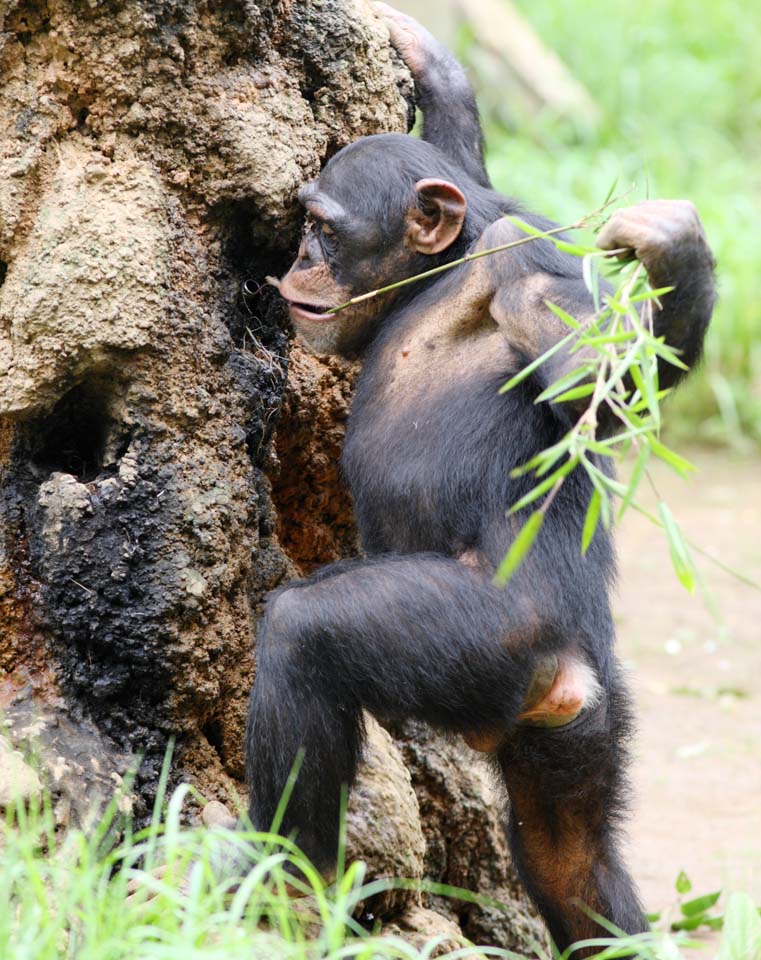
373,2,457,91
596,200,713,287
372,2,489,187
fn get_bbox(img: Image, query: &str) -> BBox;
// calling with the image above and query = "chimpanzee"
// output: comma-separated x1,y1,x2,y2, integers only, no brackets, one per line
245,4,715,952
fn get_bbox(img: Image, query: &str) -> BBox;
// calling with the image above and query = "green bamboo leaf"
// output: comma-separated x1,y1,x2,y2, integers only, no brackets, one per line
499,333,575,394
681,891,721,917
508,459,578,514
552,239,591,256
624,302,648,335
606,296,629,316
629,388,671,413
599,484,611,528
602,177,619,207
582,439,617,457
600,342,640,399
649,437,696,477
649,337,690,370
585,459,628,497
617,444,650,521
630,357,660,425
629,285,675,302
616,405,651,431
534,443,575,477
581,489,602,555
676,870,693,895
544,299,582,330
603,474,629,496
567,340,606,362
493,511,544,587
659,502,696,593
629,503,761,593
672,914,709,932
717,892,761,960
595,427,652,448
535,366,593,404
505,215,549,238
551,383,597,404
507,475,560,515
509,438,572,477
582,254,601,311
583,331,638,346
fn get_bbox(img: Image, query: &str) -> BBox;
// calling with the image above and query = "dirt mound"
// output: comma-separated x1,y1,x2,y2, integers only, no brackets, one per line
0,1,541,949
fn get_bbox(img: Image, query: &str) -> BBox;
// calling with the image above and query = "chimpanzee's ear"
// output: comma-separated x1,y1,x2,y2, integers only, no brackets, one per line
406,178,467,254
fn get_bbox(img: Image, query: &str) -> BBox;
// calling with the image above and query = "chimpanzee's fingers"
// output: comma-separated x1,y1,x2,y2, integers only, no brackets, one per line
597,200,704,262
372,1,417,29
598,208,661,255
371,2,432,76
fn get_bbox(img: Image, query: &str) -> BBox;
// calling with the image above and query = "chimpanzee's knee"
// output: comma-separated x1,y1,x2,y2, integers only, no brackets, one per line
245,584,318,788
256,584,312,661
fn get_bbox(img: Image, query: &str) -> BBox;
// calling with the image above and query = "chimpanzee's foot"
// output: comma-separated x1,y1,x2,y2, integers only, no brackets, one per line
463,654,603,752
518,654,602,727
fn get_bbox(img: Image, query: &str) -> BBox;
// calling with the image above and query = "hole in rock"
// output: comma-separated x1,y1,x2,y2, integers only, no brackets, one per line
214,199,295,348
202,719,225,762
67,93,90,130
0,261,7,287
28,380,116,483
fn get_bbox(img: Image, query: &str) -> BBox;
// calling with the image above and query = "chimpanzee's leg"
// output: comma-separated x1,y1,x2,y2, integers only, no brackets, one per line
245,553,542,871
497,672,647,956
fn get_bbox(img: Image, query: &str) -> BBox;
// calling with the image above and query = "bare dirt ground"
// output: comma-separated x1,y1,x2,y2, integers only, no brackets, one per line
616,448,761,942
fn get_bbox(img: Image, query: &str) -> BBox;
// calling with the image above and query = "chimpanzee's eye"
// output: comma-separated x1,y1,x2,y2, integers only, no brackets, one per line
319,221,338,255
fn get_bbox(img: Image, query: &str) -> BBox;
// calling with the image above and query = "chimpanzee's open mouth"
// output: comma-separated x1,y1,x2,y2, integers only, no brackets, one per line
286,300,337,321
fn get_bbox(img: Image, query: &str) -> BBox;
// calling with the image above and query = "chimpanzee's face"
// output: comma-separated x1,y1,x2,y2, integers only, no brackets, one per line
277,137,467,358
277,184,400,357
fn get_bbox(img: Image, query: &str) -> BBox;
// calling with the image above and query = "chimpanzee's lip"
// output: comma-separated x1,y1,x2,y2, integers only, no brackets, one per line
287,300,337,321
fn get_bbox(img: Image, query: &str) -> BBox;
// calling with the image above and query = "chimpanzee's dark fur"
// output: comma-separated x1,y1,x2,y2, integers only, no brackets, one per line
245,17,715,953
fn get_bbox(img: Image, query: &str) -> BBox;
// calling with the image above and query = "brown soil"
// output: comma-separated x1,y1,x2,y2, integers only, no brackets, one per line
616,448,761,940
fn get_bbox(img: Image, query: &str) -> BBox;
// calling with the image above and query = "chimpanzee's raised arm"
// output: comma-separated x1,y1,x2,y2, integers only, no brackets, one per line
595,200,716,373
487,200,716,431
374,2,491,187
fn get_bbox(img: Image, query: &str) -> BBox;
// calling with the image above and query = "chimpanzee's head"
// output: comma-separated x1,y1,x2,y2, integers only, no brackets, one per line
278,134,468,357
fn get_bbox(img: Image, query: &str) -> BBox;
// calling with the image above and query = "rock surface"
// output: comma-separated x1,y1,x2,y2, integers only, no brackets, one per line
0,734,41,810
346,715,426,918
0,0,542,950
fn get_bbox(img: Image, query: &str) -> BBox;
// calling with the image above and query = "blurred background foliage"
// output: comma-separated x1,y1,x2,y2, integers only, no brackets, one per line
398,0,761,448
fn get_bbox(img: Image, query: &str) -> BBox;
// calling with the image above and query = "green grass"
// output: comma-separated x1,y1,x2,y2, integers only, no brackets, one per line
1,785,507,960
3,779,761,960
468,0,761,447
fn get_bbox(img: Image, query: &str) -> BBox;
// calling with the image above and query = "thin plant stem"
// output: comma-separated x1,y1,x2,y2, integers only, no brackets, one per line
321,194,629,315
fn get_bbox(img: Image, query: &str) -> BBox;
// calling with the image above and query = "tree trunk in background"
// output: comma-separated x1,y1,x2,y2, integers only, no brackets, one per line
0,0,542,949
